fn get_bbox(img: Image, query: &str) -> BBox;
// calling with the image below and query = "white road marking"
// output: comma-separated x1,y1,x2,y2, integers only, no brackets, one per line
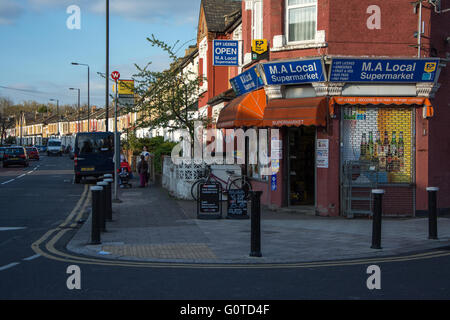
0,262,20,271
27,171,33,174
0,227,27,231
17,174,26,178
22,254,41,261
1,179,15,185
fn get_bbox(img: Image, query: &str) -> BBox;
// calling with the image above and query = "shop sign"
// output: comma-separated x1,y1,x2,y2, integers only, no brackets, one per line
271,138,282,160
252,39,269,61
261,58,326,85
230,65,265,96
329,58,440,83
197,182,222,219
271,174,277,191
227,189,249,219
213,40,239,66
316,139,329,169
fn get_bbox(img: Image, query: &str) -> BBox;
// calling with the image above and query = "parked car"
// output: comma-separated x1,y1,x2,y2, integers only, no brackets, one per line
36,145,47,153
47,139,63,156
0,147,6,162
74,132,114,183
2,146,29,168
26,147,40,160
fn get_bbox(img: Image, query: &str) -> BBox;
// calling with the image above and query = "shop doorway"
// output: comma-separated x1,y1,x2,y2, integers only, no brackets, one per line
287,127,316,206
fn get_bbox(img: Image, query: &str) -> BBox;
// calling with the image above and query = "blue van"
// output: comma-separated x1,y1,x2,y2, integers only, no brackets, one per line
74,132,114,183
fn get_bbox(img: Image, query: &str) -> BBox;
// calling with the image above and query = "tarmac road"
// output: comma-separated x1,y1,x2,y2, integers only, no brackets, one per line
0,155,449,300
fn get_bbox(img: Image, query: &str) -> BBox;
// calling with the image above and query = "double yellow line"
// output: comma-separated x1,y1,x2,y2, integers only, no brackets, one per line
31,185,450,269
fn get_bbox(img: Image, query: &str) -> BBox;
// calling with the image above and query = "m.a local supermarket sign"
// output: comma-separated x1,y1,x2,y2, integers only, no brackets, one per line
329,58,439,83
262,59,326,85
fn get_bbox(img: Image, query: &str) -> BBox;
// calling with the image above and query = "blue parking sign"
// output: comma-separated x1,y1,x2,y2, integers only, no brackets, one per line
213,40,239,66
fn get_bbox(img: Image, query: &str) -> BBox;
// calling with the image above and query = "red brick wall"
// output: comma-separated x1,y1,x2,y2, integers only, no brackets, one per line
316,116,340,216
328,0,421,56
427,7,450,210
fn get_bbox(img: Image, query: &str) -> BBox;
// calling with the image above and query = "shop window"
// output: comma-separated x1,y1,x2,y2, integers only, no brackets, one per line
286,0,317,43
341,106,414,184
246,130,269,181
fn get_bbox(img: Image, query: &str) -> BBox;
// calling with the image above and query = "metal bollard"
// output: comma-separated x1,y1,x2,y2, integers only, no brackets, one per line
427,187,439,240
97,181,108,232
90,186,103,244
249,191,263,257
104,178,114,221
371,189,384,249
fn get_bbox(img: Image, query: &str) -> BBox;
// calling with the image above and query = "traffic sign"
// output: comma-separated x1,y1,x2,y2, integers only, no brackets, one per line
111,71,120,81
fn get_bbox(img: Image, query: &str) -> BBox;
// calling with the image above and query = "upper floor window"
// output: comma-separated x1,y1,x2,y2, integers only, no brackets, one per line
252,0,263,40
286,0,317,42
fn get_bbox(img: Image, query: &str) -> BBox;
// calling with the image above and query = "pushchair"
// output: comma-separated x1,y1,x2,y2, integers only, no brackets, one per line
118,162,132,188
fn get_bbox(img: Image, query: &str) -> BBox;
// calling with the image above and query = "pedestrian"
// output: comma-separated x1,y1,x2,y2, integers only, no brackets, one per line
137,154,148,188
141,146,150,186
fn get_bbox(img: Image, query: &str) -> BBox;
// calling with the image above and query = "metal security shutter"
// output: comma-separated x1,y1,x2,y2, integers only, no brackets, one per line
341,105,415,217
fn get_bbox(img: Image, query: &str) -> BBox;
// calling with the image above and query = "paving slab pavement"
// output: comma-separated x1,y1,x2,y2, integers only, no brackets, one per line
67,178,450,264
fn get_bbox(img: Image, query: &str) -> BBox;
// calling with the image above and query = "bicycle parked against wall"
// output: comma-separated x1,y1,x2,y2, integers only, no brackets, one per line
191,165,252,201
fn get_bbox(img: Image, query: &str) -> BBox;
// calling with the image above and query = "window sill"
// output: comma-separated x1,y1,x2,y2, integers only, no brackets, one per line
271,42,328,52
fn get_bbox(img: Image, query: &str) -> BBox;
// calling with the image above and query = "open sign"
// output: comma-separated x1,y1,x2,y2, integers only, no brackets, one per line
213,40,239,66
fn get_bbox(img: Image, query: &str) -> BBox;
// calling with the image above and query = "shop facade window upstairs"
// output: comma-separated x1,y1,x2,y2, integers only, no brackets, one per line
252,0,263,40
286,0,317,43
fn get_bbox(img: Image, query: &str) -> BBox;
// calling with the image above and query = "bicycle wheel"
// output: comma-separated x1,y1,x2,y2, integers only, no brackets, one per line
191,179,206,201
228,177,252,199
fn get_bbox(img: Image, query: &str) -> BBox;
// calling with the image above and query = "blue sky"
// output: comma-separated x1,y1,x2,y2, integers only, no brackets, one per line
0,0,201,107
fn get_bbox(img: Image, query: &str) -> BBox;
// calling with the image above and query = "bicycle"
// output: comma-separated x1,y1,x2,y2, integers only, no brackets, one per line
191,165,252,201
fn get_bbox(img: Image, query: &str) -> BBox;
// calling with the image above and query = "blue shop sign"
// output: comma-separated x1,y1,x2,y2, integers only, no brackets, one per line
271,174,277,191
329,58,440,83
230,65,264,96
262,58,326,85
213,40,239,66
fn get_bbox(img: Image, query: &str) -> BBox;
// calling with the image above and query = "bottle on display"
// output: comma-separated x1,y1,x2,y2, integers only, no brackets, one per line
379,131,388,171
368,131,374,160
359,133,367,160
385,131,393,172
391,131,398,172
373,131,379,160
398,131,405,172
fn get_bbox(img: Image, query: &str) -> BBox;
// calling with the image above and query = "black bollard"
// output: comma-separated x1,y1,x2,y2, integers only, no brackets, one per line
427,187,439,240
371,189,384,249
104,178,113,221
250,191,263,257
97,181,108,232
90,186,103,244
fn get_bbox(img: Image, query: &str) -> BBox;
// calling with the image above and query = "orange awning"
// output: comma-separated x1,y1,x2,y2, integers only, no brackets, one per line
329,96,434,118
262,97,328,127
216,89,266,128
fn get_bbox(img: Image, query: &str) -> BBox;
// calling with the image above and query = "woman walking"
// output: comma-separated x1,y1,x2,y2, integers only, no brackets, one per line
137,155,148,188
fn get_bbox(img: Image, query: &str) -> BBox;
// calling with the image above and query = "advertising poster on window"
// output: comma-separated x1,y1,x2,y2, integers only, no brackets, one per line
342,107,413,184
316,139,329,168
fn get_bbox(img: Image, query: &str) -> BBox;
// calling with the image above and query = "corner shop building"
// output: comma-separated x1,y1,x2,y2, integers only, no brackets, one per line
217,56,447,217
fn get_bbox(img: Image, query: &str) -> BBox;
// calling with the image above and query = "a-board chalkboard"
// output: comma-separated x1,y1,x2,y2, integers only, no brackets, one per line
227,189,249,219
197,182,222,219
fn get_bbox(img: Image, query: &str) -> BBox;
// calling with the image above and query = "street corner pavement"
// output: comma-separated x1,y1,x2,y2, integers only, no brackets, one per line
67,178,450,264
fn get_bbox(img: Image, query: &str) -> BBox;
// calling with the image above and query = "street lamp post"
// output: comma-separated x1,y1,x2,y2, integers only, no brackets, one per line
71,62,90,132
69,88,81,133
106,0,109,132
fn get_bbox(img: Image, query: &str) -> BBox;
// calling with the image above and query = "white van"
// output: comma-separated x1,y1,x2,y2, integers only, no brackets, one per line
47,139,62,156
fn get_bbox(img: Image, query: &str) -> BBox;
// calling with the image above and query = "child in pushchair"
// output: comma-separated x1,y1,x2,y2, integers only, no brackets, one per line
118,160,133,188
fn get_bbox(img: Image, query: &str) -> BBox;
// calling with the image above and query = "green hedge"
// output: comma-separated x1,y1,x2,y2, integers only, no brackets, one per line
124,133,177,174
